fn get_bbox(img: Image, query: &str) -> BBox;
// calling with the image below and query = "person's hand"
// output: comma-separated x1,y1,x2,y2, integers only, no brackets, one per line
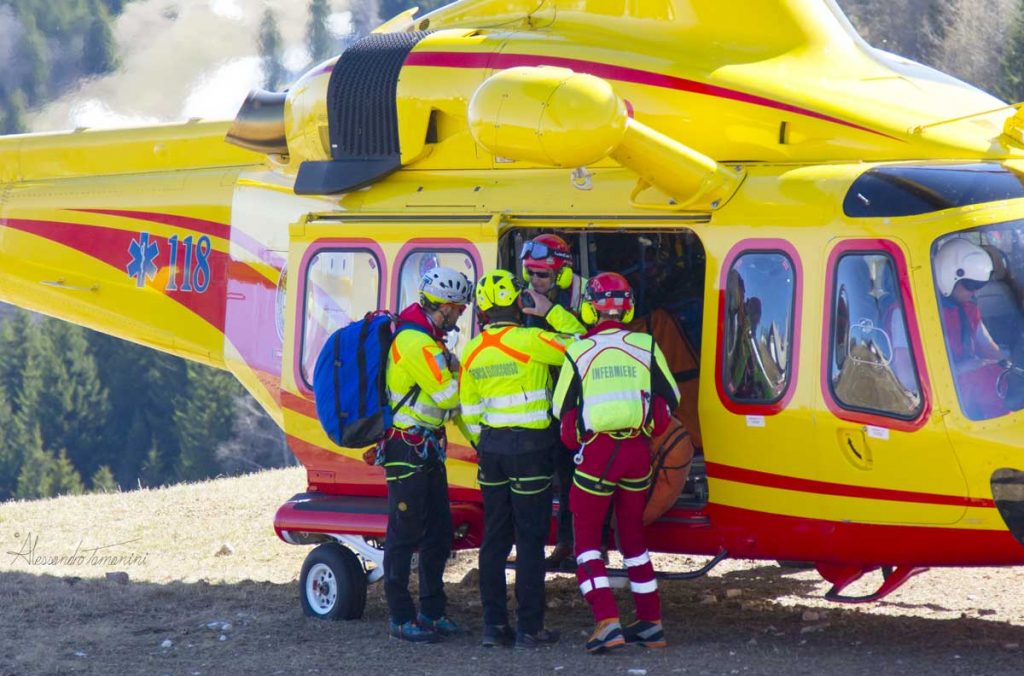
446,351,461,373
521,289,552,316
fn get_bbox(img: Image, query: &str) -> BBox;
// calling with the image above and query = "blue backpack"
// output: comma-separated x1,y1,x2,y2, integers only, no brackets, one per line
312,312,428,448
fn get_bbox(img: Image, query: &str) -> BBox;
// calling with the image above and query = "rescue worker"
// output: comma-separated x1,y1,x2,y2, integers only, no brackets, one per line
935,238,1009,419
459,270,571,649
552,272,680,653
518,234,586,569
382,266,473,643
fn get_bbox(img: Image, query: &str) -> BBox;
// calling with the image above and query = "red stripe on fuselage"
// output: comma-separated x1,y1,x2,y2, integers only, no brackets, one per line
706,461,995,508
404,51,898,140
73,209,231,241
5,217,228,332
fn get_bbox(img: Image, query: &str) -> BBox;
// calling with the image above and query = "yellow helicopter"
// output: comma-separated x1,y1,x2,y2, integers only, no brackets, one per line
2,0,1024,619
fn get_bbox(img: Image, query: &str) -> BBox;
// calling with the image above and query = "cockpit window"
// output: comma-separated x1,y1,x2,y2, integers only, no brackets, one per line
844,163,1024,218
933,223,1024,420
828,252,923,419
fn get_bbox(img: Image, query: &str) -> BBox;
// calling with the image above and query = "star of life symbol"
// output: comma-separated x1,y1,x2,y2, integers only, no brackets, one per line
127,233,159,287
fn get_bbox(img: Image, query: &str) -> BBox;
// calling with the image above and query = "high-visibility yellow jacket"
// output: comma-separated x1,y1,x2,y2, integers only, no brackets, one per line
526,273,587,335
386,304,460,431
552,323,679,436
458,323,572,445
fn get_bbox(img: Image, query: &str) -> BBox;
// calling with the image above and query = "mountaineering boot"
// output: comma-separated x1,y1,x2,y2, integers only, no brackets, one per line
416,612,465,637
623,619,667,649
481,624,515,648
514,628,561,650
389,620,442,643
585,618,626,653
545,542,574,571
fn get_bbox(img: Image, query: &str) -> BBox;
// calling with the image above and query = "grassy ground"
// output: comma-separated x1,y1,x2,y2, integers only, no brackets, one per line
5,468,1024,675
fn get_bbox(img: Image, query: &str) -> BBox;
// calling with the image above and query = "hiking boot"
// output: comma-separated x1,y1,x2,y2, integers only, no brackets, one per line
585,619,625,653
389,620,441,643
416,612,465,637
545,542,574,571
514,628,561,649
623,619,667,649
481,624,515,648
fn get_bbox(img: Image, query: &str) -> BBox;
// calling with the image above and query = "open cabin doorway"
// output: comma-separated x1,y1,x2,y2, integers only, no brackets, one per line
499,225,710,511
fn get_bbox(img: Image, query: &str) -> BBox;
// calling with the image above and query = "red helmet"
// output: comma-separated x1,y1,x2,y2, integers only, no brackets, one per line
581,272,634,324
520,234,573,271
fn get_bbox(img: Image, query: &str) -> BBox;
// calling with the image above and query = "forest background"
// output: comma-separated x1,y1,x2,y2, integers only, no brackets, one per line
0,0,1020,499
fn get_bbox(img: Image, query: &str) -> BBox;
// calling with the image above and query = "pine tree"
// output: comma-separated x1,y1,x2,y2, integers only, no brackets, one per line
307,0,333,63
999,1,1024,102
174,363,242,481
50,449,85,496
0,386,20,499
88,333,187,488
38,321,109,478
83,0,118,75
15,427,55,500
90,465,119,493
140,446,164,488
16,15,49,104
258,9,284,91
2,89,28,135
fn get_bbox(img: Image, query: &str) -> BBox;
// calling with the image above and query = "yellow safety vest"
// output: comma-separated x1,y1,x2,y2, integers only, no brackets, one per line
458,323,571,444
553,327,677,436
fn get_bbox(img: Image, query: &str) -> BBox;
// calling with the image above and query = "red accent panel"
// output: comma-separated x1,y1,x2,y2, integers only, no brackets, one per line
819,239,932,432
714,239,803,415
273,498,485,549
73,209,231,241
285,433,481,500
274,499,388,538
404,51,898,140
282,390,318,419
6,218,227,332
644,503,1024,565
76,208,287,269
705,461,995,508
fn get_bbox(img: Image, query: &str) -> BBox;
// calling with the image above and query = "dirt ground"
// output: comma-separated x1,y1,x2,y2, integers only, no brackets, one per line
4,468,1024,675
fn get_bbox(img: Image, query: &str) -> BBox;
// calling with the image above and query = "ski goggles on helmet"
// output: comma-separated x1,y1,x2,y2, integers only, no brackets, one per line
520,241,572,264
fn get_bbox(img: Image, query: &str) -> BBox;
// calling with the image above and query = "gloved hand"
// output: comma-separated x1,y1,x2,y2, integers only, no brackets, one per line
445,351,461,374
520,289,553,317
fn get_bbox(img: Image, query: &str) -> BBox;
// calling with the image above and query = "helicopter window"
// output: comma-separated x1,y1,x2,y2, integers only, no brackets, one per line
844,163,1024,218
932,223,1024,421
827,251,923,420
396,248,478,355
721,251,796,406
300,248,382,386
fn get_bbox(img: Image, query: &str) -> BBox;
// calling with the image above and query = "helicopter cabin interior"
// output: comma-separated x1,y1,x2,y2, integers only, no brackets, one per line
497,226,717,510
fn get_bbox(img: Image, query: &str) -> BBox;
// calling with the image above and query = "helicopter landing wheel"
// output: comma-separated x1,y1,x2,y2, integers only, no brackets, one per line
299,542,367,620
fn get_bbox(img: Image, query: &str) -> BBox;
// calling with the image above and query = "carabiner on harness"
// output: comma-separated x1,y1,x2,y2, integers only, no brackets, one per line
573,435,594,466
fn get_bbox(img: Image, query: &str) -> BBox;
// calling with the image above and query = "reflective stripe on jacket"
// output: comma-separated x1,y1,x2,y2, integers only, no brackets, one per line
458,323,571,445
386,305,459,431
552,326,679,436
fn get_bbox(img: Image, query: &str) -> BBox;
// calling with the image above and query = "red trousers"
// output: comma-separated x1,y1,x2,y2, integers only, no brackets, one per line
569,433,660,623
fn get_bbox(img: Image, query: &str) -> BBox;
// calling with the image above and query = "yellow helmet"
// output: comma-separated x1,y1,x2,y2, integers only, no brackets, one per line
475,269,525,312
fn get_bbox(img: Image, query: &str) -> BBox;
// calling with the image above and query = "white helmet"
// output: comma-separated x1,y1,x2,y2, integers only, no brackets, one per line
420,266,473,305
934,238,992,297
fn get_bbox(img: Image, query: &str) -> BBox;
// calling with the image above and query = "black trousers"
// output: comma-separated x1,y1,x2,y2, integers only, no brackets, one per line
381,437,452,624
477,440,553,635
553,441,576,546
